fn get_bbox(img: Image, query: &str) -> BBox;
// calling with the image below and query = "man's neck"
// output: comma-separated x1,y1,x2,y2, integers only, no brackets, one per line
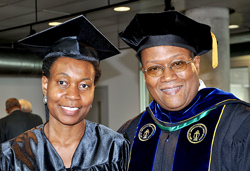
9,107,20,114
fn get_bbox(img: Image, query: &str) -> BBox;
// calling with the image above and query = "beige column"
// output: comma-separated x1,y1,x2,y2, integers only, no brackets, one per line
185,7,230,91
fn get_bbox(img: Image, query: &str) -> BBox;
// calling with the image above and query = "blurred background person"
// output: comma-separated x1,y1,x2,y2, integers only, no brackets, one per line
0,98,43,143
18,99,33,113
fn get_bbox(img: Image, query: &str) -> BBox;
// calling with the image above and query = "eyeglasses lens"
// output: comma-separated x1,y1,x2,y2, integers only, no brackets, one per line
146,60,189,77
147,65,164,77
171,61,187,72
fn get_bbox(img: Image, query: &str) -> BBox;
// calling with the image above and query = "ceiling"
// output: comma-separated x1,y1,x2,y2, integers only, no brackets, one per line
0,0,250,51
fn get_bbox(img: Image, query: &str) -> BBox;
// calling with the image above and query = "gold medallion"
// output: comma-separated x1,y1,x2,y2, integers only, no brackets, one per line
187,123,207,144
138,123,156,141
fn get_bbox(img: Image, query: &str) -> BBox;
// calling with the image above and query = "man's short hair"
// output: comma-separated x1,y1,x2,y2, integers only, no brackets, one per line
5,98,20,111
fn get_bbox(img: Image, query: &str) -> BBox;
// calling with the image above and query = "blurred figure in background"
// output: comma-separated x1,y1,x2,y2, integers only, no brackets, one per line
18,99,33,113
0,98,43,143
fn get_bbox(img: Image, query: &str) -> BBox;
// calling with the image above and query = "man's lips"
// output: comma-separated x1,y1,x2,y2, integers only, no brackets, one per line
161,85,182,95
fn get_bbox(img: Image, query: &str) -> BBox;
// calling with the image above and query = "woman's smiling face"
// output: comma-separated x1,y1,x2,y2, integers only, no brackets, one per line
42,57,95,126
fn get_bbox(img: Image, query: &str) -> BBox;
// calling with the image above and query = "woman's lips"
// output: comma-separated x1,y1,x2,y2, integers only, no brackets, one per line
61,106,80,115
61,106,79,111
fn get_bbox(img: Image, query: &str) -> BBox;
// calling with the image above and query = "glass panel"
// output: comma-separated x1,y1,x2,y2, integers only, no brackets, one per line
139,64,149,112
230,67,249,102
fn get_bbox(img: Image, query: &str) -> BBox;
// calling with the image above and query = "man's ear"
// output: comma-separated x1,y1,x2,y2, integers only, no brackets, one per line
193,56,200,73
141,67,146,81
42,76,48,96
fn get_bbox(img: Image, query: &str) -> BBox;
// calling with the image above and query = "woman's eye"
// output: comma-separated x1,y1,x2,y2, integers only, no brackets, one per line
58,81,67,85
80,84,89,89
57,81,68,88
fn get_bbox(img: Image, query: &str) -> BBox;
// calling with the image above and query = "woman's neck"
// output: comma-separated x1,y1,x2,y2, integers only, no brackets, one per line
44,119,86,145
44,119,86,168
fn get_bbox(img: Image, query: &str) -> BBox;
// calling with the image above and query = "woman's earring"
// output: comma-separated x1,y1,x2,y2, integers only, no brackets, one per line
43,95,47,104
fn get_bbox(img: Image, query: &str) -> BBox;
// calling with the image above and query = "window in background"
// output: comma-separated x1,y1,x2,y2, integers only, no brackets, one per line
230,67,249,102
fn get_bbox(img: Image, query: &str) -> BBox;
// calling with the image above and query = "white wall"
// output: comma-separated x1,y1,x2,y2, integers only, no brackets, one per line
98,49,140,130
0,48,140,131
0,77,46,122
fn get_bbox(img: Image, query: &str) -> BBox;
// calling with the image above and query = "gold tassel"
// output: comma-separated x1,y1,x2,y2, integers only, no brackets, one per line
211,32,218,68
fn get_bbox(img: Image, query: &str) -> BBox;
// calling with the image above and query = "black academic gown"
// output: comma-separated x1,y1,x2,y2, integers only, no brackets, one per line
0,120,129,171
0,110,43,143
118,88,250,171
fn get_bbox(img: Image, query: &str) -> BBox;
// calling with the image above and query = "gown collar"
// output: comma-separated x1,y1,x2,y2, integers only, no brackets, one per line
149,88,238,123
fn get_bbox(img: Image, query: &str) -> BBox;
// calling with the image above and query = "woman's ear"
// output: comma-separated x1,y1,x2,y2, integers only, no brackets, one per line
42,76,48,96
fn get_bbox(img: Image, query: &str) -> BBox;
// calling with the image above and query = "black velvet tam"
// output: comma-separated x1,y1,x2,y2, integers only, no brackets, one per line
18,15,120,63
119,10,212,57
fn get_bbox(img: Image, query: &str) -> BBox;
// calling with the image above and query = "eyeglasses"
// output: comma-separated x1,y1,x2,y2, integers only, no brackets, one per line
142,58,193,77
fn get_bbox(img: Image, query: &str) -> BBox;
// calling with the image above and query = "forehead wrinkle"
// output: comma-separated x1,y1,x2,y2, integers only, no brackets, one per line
56,72,91,81
144,52,185,64
81,78,91,81
57,72,70,77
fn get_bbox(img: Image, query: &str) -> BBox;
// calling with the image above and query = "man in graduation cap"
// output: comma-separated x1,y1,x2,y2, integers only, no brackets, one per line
118,10,250,171
0,15,129,171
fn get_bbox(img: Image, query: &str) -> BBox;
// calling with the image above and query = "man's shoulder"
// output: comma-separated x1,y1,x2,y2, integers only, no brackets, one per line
17,111,42,119
117,112,144,143
0,113,14,123
118,113,143,133
10,110,43,123
223,100,250,120
0,116,7,128
28,112,43,124
29,112,41,117
0,115,8,121
11,110,32,117
10,110,25,115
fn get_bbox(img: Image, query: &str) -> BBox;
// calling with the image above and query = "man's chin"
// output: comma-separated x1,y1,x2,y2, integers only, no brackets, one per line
158,100,186,111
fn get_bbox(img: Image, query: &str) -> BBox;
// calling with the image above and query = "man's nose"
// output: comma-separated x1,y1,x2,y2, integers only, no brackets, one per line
160,66,178,82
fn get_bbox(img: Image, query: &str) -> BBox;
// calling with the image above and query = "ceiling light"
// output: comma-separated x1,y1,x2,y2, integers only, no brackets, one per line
229,24,239,29
114,7,130,12
48,22,62,26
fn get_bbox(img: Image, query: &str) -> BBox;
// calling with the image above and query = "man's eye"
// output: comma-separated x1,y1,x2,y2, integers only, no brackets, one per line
148,66,162,71
172,61,185,67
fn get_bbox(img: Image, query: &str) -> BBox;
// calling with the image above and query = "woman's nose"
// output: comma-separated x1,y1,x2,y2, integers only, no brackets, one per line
65,85,81,100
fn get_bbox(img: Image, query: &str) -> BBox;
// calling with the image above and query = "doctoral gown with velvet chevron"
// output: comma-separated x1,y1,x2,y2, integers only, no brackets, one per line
118,88,250,171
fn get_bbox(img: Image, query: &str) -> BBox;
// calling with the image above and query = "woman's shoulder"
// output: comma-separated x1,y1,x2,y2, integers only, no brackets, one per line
85,120,127,141
80,120,129,170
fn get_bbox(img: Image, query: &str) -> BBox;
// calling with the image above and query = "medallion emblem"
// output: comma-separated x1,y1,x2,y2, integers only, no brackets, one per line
187,123,207,144
138,123,156,141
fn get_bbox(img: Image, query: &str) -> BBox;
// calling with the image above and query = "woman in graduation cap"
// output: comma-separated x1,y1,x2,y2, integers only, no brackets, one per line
0,15,129,171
